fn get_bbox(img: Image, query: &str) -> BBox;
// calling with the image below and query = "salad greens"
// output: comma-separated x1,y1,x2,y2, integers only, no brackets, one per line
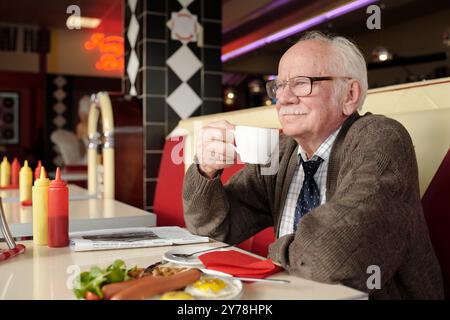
73,259,138,299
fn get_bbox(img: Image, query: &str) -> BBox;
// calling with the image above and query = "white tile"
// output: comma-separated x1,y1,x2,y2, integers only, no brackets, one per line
53,89,66,101
129,85,137,96
178,0,194,7
53,115,67,128
53,76,66,87
127,50,139,85
128,0,137,12
127,14,139,48
167,45,202,82
166,83,202,119
53,102,66,114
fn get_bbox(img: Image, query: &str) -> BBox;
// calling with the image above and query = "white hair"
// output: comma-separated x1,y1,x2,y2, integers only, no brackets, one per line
298,31,368,111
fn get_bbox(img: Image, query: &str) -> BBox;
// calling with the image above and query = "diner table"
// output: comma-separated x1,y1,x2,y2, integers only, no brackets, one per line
0,184,156,238
0,240,368,300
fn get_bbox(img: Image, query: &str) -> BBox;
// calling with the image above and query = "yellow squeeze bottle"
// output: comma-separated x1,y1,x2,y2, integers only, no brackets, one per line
0,156,11,187
20,160,33,202
32,166,50,245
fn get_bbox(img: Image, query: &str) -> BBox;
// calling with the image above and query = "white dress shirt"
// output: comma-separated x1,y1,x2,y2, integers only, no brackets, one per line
278,127,341,237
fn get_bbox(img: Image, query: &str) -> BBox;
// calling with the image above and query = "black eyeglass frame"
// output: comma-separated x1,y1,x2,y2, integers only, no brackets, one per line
266,76,352,99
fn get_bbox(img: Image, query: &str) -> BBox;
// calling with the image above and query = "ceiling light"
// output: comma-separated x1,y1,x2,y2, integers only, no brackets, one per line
372,46,393,62
66,16,101,29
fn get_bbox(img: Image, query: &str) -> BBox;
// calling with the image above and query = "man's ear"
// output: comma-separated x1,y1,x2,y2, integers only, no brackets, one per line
342,80,361,116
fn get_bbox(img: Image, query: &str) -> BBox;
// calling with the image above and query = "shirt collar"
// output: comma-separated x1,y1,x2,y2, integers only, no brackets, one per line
297,126,342,164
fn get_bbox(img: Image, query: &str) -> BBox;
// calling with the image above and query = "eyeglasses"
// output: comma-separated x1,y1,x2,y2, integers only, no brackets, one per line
265,76,351,99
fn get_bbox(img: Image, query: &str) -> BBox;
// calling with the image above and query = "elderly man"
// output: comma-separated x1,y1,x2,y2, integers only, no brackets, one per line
182,32,443,299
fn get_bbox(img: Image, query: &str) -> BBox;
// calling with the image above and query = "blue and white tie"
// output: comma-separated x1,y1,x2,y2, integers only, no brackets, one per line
293,156,323,232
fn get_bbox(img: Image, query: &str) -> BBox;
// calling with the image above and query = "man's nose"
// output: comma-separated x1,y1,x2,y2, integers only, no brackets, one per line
277,85,299,105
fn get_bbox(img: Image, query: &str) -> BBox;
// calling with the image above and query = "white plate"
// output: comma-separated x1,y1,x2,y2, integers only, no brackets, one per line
163,246,227,266
150,267,243,300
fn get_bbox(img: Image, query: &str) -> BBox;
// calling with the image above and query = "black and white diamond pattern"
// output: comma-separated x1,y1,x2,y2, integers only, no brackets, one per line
166,0,203,119
126,0,140,96
51,75,68,166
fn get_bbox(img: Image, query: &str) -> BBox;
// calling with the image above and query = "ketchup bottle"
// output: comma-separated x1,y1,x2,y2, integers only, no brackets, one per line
48,167,69,247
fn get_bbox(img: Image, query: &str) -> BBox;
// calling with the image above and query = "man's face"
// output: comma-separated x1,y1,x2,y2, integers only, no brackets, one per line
276,40,347,144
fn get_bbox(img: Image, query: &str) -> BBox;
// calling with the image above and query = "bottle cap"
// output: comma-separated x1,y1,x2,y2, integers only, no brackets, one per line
50,167,67,188
34,166,50,187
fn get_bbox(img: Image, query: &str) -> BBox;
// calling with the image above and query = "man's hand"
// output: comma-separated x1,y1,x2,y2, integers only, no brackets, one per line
196,120,237,179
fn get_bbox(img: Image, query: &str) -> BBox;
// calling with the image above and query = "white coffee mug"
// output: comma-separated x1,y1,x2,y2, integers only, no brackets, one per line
230,126,279,164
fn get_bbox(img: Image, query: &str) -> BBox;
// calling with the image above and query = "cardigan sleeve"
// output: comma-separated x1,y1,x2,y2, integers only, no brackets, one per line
182,162,273,245
268,118,419,294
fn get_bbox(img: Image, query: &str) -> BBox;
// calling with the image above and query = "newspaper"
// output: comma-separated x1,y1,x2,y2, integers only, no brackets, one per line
69,226,209,252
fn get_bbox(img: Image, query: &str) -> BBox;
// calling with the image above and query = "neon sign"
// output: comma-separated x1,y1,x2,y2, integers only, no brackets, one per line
84,33,124,71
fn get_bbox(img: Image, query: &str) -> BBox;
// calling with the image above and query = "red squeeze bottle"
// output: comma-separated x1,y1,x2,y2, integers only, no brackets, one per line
34,161,43,181
48,167,69,247
11,158,20,187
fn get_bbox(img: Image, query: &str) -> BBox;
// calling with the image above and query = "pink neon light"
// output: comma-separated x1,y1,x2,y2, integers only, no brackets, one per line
222,0,378,62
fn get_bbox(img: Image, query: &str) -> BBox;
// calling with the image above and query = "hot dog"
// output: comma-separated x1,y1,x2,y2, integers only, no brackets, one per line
110,268,202,300
102,278,141,300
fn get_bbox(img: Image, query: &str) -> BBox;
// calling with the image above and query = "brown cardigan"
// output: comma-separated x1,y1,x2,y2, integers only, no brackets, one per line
182,112,444,299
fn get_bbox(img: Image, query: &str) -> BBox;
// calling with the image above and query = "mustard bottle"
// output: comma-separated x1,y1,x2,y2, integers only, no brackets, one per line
20,160,33,203
0,156,11,187
32,166,50,245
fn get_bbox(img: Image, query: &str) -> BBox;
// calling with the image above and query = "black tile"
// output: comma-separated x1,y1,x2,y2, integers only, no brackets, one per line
168,40,182,57
146,41,166,67
203,22,221,46
146,153,163,178
187,42,201,59
187,70,201,96
145,69,166,95
125,4,132,26
123,76,131,95
145,14,167,40
145,0,165,13
191,107,202,117
203,0,221,20
145,97,166,122
203,47,221,71
204,73,222,98
136,41,143,64
203,100,223,115
135,0,143,16
167,107,181,134
187,0,201,17
146,181,157,207
168,67,182,94
135,70,144,97
125,34,131,53
137,12,144,41
146,124,166,150
169,0,182,12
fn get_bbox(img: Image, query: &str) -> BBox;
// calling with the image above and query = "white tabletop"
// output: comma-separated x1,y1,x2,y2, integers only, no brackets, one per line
1,185,156,238
0,184,94,202
0,241,368,300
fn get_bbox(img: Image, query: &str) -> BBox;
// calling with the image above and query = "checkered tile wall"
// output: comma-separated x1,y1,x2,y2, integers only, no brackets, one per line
124,0,222,210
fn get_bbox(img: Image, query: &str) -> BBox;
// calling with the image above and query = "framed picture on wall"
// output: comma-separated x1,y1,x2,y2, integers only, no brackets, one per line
0,92,20,144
